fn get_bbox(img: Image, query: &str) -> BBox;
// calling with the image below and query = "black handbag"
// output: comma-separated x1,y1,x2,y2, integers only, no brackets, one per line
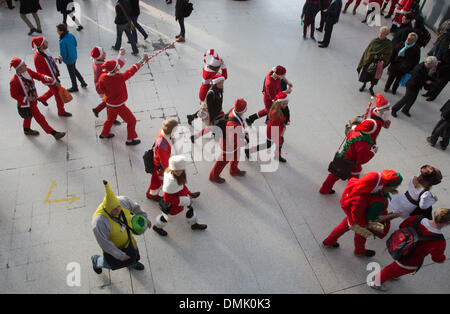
143,144,155,174
103,211,140,270
17,105,32,119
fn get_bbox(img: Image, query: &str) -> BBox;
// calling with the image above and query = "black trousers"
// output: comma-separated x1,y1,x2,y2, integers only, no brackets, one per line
178,17,185,37
385,72,404,92
321,22,334,46
255,137,284,154
66,62,86,88
392,87,420,114
427,77,449,99
6,0,14,9
430,119,450,148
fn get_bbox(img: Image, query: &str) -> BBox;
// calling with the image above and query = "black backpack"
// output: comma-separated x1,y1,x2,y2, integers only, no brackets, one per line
386,216,444,261
183,0,193,18
142,144,155,174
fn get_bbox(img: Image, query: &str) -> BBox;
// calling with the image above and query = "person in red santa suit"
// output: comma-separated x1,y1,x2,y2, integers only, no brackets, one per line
319,119,379,194
90,46,126,125
32,36,71,117
245,91,290,163
209,99,248,184
371,208,449,292
246,65,293,127
323,170,403,257
152,155,205,237
392,0,414,32
365,93,392,144
10,58,66,140
380,0,399,19
146,118,178,201
187,49,227,125
97,53,149,146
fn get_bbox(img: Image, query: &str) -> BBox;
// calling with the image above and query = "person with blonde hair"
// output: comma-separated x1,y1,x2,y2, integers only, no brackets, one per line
245,92,290,163
153,155,205,237
146,118,179,201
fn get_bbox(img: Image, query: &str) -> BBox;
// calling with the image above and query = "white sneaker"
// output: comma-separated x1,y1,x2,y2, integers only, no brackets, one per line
369,284,388,292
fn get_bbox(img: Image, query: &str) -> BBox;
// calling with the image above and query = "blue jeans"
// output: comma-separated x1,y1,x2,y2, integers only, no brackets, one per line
131,16,148,43
114,23,138,54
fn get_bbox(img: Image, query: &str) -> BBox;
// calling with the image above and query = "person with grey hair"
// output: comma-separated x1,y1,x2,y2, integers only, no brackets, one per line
392,56,438,117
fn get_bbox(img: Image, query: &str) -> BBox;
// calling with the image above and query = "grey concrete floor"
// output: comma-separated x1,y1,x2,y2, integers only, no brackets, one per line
0,0,449,294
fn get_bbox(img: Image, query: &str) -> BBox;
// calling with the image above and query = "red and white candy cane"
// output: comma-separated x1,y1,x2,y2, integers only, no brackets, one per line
142,40,177,65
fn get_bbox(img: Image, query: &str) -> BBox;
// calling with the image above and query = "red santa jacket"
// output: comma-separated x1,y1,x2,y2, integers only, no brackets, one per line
219,110,246,153
34,50,58,86
97,63,142,106
393,0,414,27
396,216,446,268
341,130,376,175
153,129,172,170
162,171,192,216
92,53,126,96
10,69,47,108
263,71,282,111
341,172,386,227
198,64,227,102
267,108,288,145
369,110,385,144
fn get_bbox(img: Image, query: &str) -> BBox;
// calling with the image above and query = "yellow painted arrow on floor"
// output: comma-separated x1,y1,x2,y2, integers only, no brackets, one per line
45,181,80,204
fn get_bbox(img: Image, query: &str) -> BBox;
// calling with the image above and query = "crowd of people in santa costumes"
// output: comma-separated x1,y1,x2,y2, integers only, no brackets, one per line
187,49,227,126
323,170,404,257
9,57,66,140
146,118,179,201
209,99,248,184
97,53,149,146
246,65,293,127
90,45,126,125
31,36,71,117
152,155,206,237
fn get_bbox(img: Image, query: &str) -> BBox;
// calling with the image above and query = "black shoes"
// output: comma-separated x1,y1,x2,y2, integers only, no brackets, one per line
277,155,287,163
316,27,323,32
52,131,66,140
99,134,115,139
92,108,99,118
77,25,84,32
91,256,102,274
153,225,168,236
67,87,79,93
245,148,250,159
126,139,141,146
131,262,145,271
59,112,73,117
401,110,411,117
356,249,376,257
323,241,340,248
81,82,88,88
318,44,328,48
111,46,120,51
146,194,161,202
113,120,121,125
191,223,207,231
39,99,49,106
369,87,375,96
210,177,226,184
24,129,40,136
427,137,436,147
190,135,195,143
391,110,397,118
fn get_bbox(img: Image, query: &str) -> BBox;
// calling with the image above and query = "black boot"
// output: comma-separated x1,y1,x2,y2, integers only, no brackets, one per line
153,225,168,236
191,223,207,231
131,262,145,270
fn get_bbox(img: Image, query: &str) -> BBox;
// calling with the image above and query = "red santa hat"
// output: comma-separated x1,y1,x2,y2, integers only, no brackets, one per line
31,36,45,49
355,119,377,134
274,91,289,102
102,60,119,72
373,94,390,110
203,49,221,67
234,98,247,114
211,74,225,85
272,65,286,76
90,46,104,59
10,57,24,70
381,170,403,187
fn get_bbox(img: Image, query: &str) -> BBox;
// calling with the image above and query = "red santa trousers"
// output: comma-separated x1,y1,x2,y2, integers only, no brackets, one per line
345,0,362,5
146,168,163,199
23,102,54,134
387,0,399,15
209,150,241,180
100,105,137,141
319,172,360,194
323,217,367,255
257,98,273,118
94,101,107,113
38,85,67,115
378,262,415,284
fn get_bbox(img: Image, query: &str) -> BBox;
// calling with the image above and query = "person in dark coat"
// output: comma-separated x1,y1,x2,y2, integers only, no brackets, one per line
427,99,450,150
130,0,148,44
384,32,420,95
423,33,450,101
56,0,83,31
357,27,393,96
316,0,329,32
318,0,342,48
301,0,320,40
392,56,438,117
175,0,186,42
19,0,42,35
112,0,139,55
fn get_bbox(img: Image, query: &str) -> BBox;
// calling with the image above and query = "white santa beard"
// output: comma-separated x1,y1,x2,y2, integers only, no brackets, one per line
21,72,32,80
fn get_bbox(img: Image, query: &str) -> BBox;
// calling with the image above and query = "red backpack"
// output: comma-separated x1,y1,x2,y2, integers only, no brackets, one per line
387,216,444,261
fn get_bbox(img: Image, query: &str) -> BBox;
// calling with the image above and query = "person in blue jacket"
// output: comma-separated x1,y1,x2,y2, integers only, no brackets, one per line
57,23,87,92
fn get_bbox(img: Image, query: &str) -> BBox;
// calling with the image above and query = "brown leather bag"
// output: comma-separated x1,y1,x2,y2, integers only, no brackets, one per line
328,151,356,180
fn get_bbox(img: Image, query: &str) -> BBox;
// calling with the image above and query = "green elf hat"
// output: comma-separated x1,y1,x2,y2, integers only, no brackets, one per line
131,215,148,235
381,170,403,187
